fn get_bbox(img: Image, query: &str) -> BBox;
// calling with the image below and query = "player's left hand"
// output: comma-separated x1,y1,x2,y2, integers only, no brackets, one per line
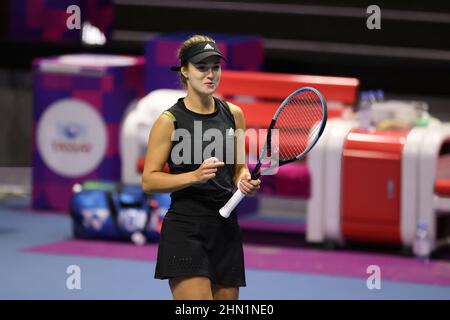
238,173,261,196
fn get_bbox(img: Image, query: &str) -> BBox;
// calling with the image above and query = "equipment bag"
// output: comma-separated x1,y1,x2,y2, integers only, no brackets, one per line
70,180,161,244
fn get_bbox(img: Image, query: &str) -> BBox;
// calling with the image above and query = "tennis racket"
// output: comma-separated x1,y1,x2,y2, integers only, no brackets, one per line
219,87,327,218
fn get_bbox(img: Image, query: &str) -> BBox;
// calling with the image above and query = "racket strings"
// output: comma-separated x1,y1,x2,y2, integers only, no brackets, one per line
273,90,324,161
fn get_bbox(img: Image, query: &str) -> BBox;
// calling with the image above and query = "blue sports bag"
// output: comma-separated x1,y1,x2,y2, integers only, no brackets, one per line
70,181,163,244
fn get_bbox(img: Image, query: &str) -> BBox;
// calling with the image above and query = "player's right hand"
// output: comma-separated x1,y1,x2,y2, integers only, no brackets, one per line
193,157,225,184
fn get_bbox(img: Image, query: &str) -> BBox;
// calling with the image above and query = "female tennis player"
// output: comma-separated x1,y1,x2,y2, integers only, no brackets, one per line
142,35,260,300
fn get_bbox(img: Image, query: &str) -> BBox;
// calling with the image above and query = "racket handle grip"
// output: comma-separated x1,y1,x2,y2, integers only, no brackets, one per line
219,189,246,218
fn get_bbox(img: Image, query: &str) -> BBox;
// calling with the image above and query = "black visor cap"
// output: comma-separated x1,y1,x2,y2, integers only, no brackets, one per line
170,41,226,71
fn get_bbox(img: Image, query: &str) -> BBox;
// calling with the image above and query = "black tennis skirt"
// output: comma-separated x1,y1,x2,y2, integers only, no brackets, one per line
154,211,246,287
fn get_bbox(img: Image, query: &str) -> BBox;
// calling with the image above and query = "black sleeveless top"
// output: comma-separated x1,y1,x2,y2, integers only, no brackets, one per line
164,97,237,218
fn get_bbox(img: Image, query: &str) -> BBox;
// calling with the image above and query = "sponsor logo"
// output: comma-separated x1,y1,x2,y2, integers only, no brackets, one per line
37,99,107,177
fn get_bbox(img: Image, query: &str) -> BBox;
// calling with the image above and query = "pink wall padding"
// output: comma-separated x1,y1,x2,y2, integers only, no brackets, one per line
248,162,310,198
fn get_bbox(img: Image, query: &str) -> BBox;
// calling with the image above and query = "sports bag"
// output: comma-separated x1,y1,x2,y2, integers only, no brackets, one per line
70,180,166,244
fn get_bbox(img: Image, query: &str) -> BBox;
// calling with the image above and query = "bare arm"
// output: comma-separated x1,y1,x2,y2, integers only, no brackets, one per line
228,103,260,195
141,114,224,194
228,103,250,186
